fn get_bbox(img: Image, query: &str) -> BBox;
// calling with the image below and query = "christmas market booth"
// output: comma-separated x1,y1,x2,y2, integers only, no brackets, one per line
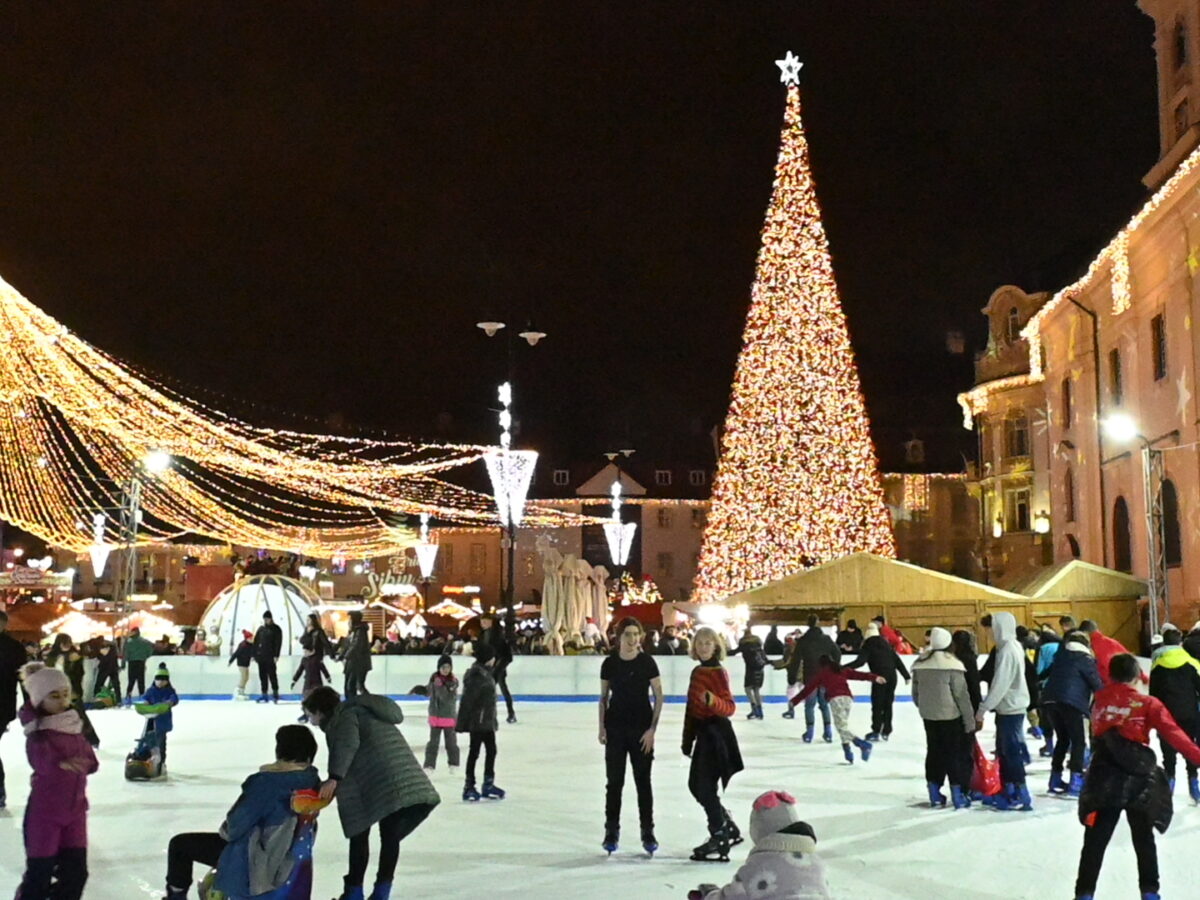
724,552,1144,652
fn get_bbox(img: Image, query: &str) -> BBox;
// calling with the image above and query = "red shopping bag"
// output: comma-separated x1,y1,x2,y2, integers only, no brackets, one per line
970,737,1002,797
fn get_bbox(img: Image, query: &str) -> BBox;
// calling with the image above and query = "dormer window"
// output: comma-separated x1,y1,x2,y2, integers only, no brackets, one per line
1006,307,1021,343
655,470,672,486
1175,19,1189,71
688,469,706,486
552,469,569,486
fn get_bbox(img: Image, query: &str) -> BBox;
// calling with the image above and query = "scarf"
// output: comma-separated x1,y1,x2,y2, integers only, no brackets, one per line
25,708,84,736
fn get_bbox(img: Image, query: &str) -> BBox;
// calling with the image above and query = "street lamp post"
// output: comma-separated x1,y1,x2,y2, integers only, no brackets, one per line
602,452,637,590
477,317,544,641
1103,413,1168,634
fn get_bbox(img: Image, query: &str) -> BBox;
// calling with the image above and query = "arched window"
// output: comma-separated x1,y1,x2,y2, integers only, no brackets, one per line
1006,307,1021,343
1064,468,1076,522
1109,348,1123,406
1061,377,1072,428
1066,534,1082,559
1176,19,1190,71
1113,497,1132,573
1163,479,1183,567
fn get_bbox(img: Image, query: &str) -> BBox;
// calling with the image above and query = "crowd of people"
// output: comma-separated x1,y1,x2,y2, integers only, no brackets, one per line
7,602,1200,899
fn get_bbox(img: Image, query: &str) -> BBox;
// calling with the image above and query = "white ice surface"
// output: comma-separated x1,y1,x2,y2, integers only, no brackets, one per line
3,698,1198,899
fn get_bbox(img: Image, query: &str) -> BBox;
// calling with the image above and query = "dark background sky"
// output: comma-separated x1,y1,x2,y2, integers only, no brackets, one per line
0,2,1161,470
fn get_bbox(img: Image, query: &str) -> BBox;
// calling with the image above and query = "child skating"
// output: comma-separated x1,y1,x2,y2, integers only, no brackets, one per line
292,646,331,723
729,629,768,720
16,662,99,900
790,655,884,764
456,644,504,801
420,654,461,771
228,629,255,700
683,626,743,862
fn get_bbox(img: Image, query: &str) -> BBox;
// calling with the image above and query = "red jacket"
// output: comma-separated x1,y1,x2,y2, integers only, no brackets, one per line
1092,682,1200,766
683,663,736,751
791,666,877,705
879,623,904,652
1090,631,1146,685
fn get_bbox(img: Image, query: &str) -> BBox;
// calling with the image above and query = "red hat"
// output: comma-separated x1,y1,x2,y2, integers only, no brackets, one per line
242,629,253,640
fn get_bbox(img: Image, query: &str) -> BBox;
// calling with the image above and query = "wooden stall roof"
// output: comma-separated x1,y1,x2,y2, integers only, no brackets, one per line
1004,560,1146,600
725,552,1026,609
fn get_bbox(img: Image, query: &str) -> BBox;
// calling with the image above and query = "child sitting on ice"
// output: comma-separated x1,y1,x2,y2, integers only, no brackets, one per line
689,790,831,900
163,724,322,899
16,662,100,900
142,663,180,765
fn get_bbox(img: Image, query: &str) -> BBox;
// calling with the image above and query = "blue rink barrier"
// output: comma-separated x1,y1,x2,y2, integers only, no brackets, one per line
143,653,926,701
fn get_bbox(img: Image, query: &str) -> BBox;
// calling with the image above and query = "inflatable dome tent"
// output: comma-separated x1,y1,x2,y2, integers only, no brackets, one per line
200,574,320,656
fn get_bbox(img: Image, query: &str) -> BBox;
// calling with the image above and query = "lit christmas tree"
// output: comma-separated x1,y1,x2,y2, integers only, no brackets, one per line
692,53,895,602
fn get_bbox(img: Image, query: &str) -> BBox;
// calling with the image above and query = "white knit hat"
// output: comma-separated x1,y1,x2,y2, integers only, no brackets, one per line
21,662,71,709
928,627,952,651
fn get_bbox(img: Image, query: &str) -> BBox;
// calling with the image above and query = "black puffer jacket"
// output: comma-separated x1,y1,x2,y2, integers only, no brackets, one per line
795,627,840,683
1079,730,1173,834
456,661,498,733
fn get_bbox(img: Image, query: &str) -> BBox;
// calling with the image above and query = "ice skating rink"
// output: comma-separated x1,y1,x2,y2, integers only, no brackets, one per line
3,698,1198,899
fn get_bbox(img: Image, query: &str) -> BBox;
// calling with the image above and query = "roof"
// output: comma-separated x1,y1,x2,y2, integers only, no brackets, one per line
1004,560,1146,600
725,552,1026,608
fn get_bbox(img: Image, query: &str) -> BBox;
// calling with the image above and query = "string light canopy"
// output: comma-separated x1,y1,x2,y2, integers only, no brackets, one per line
692,56,895,603
0,276,596,555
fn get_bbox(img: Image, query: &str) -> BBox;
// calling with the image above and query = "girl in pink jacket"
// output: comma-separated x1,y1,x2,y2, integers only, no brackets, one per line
16,662,99,900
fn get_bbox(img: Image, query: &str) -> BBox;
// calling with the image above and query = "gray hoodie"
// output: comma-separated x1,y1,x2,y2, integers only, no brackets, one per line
980,612,1030,716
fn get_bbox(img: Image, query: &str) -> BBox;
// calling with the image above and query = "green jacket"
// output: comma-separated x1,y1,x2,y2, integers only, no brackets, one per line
324,694,439,837
123,635,155,663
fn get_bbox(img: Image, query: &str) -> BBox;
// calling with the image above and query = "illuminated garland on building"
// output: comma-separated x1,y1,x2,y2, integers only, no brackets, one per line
0,275,597,554
691,61,895,603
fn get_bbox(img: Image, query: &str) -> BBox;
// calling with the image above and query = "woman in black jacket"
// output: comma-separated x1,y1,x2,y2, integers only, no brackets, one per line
299,613,331,659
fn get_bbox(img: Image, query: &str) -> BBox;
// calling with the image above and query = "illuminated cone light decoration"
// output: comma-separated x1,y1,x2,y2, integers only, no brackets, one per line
602,480,637,566
88,513,112,577
483,382,537,527
692,53,895,603
414,512,439,578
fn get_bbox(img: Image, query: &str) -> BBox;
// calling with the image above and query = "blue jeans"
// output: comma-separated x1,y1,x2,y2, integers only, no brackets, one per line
996,713,1027,785
804,687,830,728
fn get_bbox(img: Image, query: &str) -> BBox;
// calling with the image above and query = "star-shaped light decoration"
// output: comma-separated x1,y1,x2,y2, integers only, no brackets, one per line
776,50,803,85
1176,370,1192,422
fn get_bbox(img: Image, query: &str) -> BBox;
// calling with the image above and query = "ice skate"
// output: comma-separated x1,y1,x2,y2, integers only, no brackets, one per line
802,724,814,743
722,808,743,846
641,827,658,855
926,783,946,808
481,778,505,799
1190,776,1200,803
842,741,854,764
1048,770,1068,794
690,829,731,863
781,706,794,719
950,785,971,809
333,883,365,900
1067,773,1084,797
462,782,480,802
367,884,392,900
864,731,880,742
822,723,833,743
602,825,618,855
853,736,872,761
506,712,517,724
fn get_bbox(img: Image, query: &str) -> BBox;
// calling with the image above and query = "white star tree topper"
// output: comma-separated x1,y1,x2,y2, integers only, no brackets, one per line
776,51,803,85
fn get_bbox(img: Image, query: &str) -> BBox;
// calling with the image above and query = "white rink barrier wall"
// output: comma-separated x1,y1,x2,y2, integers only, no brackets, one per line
145,654,927,702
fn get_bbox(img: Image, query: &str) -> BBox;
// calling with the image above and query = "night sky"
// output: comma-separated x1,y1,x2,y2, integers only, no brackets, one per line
0,2,1160,468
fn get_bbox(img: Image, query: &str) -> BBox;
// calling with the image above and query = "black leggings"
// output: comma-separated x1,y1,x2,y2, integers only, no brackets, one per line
346,803,434,888
166,832,227,890
1075,807,1158,895
18,848,88,900
344,669,369,699
257,659,279,696
496,669,514,717
870,678,896,735
604,726,654,831
1046,703,1088,773
923,719,970,788
688,736,725,833
93,670,121,697
466,730,497,783
1160,718,1200,781
126,660,146,697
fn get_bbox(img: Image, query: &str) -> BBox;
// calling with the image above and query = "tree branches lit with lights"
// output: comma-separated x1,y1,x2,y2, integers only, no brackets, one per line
692,55,894,602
